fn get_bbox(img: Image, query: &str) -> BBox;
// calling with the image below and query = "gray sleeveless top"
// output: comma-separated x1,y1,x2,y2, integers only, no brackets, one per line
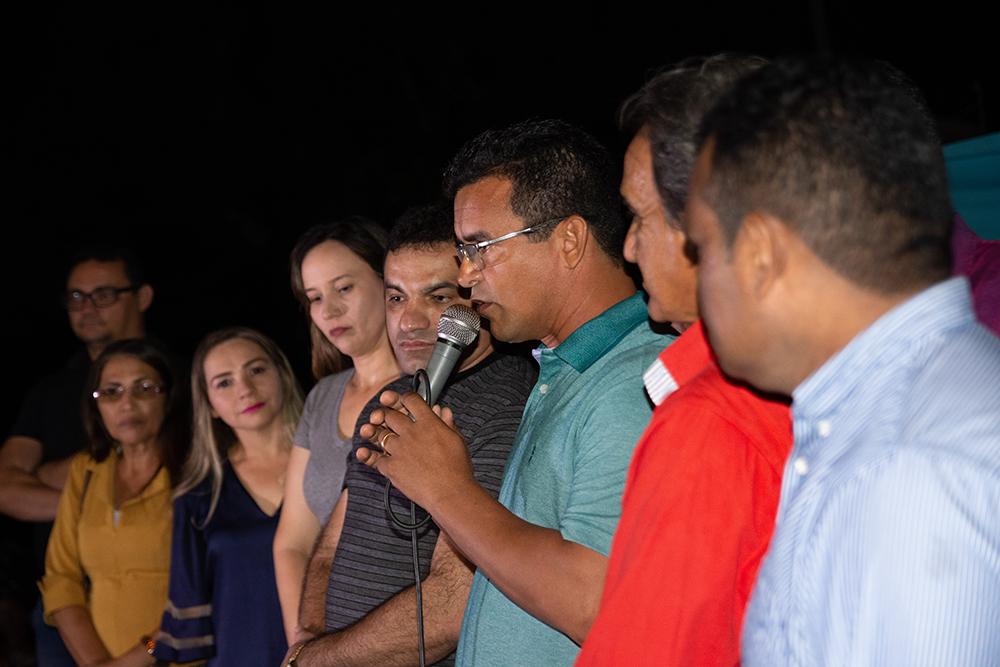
294,369,353,525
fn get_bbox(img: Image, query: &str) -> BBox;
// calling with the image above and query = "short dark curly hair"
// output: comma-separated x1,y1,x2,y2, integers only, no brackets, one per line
443,118,627,265
698,57,953,293
386,202,455,254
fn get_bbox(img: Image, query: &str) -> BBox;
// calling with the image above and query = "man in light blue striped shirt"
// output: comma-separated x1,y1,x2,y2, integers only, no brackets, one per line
683,58,1000,665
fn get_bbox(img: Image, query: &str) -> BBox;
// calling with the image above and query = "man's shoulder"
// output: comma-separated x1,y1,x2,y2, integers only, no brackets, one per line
445,352,537,406
901,322,1000,459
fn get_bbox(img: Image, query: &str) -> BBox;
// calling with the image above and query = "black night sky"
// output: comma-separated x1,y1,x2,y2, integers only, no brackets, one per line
2,2,996,434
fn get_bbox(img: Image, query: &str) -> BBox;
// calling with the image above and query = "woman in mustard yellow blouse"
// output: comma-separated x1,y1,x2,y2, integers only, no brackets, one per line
41,339,190,667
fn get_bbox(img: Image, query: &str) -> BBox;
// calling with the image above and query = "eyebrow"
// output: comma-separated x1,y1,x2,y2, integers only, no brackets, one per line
423,282,459,295
384,281,406,294
304,274,351,290
209,357,269,383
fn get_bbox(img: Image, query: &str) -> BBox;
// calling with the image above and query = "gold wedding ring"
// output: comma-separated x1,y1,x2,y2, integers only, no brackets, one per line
377,429,397,455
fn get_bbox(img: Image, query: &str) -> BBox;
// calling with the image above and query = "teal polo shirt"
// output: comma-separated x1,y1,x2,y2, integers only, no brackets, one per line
456,292,673,666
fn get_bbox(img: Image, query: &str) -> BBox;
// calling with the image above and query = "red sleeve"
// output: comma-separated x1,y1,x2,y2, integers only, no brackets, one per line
577,399,783,667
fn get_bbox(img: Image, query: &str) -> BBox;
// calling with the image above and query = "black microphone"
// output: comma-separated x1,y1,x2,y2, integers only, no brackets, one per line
413,304,481,405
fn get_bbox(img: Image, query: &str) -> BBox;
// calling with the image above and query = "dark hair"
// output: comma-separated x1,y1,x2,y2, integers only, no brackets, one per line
289,216,388,379
619,54,767,224
443,118,627,265
67,244,146,286
83,338,191,485
698,57,953,293
386,202,455,254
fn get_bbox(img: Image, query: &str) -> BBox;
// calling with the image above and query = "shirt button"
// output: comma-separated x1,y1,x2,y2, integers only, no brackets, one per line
538,384,549,395
817,420,832,437
793,457,809,476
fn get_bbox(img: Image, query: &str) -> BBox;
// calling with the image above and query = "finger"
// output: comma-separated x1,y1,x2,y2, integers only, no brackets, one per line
378,390,405,410
439,406,456,429
369,408,386,427
356,447,385,470
399,392,437,420
380,400,441,435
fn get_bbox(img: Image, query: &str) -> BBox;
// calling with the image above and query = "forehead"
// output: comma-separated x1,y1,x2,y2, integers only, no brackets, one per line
101,354,159,382
384,244,459,290
621,133,658,208
204,337,267,370
454,176,524,242
300,240,371,286
68,259,129,289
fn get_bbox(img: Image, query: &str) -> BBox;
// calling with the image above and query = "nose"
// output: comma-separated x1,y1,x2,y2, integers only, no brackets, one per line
400,302,431,333
321,294,345,320
236,374,255,398
623,219,639,264
457,255,481,289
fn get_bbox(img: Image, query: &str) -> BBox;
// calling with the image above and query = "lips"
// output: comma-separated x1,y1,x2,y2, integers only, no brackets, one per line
397,339,434,350
327,327,350,338
242,402,266,415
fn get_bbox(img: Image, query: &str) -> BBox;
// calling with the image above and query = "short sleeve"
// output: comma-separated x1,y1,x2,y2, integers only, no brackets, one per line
294,382,322,452
153,490,215,663
39,453,91,622
561,374,651,556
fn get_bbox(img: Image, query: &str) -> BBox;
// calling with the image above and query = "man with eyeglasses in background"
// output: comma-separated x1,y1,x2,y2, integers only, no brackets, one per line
355,119,672,665
0,245,153,667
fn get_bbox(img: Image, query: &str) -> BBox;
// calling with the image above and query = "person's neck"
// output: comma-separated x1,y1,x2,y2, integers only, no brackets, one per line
540,264,636,349
86,325,146,361
780,278,927,394
230,419,290,462
349,333,400,390
118,440,161,472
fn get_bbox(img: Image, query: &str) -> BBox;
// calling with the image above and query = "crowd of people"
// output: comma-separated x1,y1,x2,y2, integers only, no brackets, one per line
1,53,998,667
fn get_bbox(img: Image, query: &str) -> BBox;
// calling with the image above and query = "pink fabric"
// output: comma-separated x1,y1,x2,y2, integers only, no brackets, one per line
952,215,1000,335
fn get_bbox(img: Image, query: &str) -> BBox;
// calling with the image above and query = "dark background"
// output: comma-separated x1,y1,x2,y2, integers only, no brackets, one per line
2,2,996,428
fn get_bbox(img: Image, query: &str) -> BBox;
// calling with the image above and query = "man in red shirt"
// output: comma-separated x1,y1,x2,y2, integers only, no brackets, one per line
576,55,793,666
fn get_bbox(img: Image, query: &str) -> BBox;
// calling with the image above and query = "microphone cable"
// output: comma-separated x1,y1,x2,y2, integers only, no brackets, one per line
381,368,433,667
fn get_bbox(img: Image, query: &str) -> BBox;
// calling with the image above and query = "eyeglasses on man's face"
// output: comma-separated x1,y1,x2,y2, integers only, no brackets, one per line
64,286,137,311
455,216,572,271
92,380,165,403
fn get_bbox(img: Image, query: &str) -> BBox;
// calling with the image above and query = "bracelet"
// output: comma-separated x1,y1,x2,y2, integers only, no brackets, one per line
286,641,308,666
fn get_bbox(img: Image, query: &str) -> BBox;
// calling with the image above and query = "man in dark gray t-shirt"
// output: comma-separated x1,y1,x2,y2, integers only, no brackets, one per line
289,205,536,667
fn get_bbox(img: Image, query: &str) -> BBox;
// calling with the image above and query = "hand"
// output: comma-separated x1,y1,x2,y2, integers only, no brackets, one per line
37,456,72,489
357,390,474,513
293,625,317,644
282,639,309,667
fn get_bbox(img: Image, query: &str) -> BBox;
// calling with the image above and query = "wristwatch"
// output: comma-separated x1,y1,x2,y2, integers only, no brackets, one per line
286,641,308,666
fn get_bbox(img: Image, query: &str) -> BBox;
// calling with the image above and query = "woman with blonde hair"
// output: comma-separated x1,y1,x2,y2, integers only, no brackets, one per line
152,327,303,666
274,217,399,642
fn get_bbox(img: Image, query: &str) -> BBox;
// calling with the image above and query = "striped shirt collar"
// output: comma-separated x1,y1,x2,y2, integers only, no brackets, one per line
643,320,711,406
793,277,973,420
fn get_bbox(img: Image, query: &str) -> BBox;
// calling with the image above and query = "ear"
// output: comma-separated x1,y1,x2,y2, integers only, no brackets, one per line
735,212,788,300
558,215,589,269
136,284,154,313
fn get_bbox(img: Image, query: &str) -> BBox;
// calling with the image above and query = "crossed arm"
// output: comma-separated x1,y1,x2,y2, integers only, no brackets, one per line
0,436,68,521
289,492,475,666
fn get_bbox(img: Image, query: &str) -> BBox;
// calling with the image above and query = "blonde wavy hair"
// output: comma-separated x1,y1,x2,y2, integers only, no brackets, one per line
175,327,304,524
